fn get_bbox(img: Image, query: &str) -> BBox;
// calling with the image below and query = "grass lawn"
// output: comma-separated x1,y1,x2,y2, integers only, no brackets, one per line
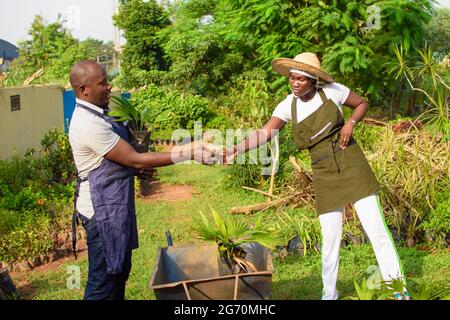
11,164,450,300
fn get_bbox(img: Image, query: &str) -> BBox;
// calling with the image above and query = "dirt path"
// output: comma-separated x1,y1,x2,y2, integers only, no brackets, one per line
138,181,196,203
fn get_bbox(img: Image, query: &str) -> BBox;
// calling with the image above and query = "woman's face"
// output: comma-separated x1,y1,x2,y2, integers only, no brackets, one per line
289,73,314,97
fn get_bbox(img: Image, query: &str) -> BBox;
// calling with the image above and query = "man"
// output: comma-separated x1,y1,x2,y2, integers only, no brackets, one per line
68,60,217,300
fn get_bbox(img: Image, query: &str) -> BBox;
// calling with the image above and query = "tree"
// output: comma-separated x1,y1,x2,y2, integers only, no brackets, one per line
113,0,171,89
425,7,450,61
4,15,118,87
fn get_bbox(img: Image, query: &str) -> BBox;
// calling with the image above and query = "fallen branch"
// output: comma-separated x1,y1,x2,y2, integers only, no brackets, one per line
230,195,296,215
242,186,281,199
363,118,387,126
289,156,312,181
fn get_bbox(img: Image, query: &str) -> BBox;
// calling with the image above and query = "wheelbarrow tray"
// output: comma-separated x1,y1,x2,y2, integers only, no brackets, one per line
149,243,273,300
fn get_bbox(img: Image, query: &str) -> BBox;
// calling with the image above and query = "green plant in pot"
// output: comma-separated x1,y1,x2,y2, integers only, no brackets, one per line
192,207,281,274
109,95,152,196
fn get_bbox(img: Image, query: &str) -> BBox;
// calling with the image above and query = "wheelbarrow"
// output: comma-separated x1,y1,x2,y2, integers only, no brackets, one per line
149,239,274,300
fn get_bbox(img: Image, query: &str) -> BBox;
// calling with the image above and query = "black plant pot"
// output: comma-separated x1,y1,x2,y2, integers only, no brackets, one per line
130,129,152,197
0,268,20,300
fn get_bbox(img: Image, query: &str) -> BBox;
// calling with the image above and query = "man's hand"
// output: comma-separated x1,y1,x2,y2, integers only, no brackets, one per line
340,121,355,149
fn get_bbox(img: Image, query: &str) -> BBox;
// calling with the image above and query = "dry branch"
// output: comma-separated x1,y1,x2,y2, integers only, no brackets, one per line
242,186,281,199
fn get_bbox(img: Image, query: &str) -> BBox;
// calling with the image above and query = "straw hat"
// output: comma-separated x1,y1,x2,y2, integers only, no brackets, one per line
272,52,334,83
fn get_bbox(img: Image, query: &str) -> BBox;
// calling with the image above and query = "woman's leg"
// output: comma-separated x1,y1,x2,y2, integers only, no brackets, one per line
354,193,405,284
319,209,344,300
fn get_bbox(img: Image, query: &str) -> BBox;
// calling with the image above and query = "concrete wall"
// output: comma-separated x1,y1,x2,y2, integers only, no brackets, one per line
0,85,65,160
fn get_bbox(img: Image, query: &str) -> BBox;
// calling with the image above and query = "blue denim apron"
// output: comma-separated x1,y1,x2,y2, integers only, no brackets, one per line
72,104,138,274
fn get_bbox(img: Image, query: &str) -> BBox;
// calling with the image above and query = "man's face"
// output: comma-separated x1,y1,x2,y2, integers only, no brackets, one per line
81,65,111,107
289,73,313,97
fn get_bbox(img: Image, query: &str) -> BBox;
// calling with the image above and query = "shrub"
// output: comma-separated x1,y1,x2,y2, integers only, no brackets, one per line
40,128,77,185
131,84,211,133
420,188,450,246
368,126,449,246
0,218,53,263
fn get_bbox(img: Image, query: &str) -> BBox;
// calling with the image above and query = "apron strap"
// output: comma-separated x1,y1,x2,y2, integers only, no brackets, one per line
291,97,298,124
318,89,328,103
72,176,88,259
76,103,109,120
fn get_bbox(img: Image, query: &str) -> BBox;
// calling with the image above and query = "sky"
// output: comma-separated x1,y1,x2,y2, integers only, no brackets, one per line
0,0,121,46
0,0,449,47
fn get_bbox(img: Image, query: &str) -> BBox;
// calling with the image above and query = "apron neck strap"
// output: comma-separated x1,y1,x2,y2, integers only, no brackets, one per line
318,89,328,103
291,97,298,124
76,103,109,121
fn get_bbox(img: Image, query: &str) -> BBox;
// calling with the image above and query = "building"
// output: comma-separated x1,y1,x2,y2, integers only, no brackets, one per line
0,39,19,72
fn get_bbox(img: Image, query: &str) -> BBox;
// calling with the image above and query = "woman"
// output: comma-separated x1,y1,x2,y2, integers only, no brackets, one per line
226,52,409,300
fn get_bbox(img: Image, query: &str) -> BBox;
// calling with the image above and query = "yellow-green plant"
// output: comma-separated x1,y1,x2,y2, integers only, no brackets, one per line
343,277,379,300
387,44,449,136
368,127,449,246
274,211,321,256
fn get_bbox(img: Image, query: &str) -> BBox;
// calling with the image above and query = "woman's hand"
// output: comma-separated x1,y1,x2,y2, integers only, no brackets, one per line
223,146,238,165
340,121,355,149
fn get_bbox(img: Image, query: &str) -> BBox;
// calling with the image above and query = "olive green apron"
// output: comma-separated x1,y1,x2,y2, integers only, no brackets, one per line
291,89,380,215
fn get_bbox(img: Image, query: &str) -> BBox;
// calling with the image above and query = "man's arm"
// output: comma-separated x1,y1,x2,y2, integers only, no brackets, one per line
105,138,208,168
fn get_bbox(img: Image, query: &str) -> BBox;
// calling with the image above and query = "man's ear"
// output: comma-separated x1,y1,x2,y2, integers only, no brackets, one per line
79,85,88,96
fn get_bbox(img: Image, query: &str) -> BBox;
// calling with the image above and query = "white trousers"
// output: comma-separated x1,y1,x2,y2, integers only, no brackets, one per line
319,193,404,300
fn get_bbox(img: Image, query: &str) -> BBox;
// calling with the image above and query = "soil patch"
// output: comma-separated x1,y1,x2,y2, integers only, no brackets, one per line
138,181,196,203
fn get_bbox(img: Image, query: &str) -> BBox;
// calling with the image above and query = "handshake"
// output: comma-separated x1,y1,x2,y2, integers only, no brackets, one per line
171,141,238,165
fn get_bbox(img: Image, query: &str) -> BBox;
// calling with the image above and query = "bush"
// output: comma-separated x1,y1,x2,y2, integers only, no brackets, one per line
368,126,449,246
40,128,77,185
131,84,211,133
0,128,76,262
420,188,450,246
0,218,53,263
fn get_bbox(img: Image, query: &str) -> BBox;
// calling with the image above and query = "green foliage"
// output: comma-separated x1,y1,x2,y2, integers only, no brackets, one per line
406,279,450,300
385,43,449,129
425,7,450,61
0,129,76,262
109,96,147,131
273,210,321,256
0,219,53,263
130,84,211,133
192,206,281,261
2,15,117,87
369,125,449,245
420,188,450,246
113,0,171,89
40,129,77,184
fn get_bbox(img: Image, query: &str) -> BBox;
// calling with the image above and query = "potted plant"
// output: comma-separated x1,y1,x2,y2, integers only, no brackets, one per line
191,207,281,274
149,207,281,300
109,95,153,196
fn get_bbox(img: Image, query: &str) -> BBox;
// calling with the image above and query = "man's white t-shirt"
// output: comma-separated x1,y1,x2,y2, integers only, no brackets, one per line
69,99,120,219
272,83,351,123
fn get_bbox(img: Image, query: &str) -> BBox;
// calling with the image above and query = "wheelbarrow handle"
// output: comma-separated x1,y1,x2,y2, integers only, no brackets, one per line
165,229,173,247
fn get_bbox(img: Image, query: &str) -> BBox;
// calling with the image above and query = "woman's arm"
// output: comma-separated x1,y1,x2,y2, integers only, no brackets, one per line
340,91,369,149
226,117,286,163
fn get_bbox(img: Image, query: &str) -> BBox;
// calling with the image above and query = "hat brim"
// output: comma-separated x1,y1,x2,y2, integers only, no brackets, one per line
272,58,334,83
